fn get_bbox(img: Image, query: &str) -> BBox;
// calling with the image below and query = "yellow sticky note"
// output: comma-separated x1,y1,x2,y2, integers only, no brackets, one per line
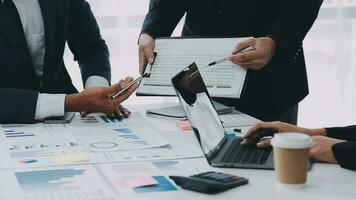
53,153,90,165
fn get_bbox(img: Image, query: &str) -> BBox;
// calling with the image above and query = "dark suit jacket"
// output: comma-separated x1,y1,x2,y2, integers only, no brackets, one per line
0,0,111,123
141,0,323,121
326,126,356,171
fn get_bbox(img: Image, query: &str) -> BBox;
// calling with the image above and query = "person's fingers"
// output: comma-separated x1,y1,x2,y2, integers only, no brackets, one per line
232,38,255,54
230,51,258,64
234,58,264,66
80,111,89,117
257,138,272,148
119,105,131,118
124,76,134,83
139,49,146,75
104,83,122,95
144,48,155,64
243,122,279,142
239,63,263,70
118,77,134,89
112,84,139,105
114,106,124,119
106,112,116,119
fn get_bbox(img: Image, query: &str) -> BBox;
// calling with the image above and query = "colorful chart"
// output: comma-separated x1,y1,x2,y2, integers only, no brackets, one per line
100,116,122,124
133,176,177,193
114,128,148,146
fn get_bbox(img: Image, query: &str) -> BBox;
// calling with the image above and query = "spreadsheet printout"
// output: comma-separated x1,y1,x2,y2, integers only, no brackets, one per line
138,37,249,98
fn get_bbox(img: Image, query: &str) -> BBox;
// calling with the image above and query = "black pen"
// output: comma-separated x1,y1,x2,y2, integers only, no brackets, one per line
207,46,256,67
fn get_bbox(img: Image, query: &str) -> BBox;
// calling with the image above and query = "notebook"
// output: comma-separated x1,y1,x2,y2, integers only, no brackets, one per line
146,101,234,120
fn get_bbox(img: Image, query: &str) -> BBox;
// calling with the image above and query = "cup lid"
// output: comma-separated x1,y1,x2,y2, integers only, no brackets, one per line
271,133,313,149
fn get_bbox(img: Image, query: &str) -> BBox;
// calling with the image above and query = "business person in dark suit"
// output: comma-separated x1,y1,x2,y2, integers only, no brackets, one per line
138,0,323,124
242,122,356,171
0,0,138,124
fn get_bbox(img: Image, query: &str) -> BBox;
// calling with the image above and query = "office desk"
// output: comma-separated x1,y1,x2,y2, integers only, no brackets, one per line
0,101,355,200
126,102,356,200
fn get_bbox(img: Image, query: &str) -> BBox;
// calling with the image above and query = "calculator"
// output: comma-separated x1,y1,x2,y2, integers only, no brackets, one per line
169,171,248,194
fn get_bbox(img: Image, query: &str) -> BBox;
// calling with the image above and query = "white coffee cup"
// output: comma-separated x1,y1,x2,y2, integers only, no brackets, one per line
271,133,313,187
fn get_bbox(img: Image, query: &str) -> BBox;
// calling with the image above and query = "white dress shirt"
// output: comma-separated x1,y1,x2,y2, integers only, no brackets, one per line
5,0,109,119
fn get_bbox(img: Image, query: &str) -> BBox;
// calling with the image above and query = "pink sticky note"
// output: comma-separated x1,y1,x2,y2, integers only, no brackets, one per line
116,177,158,188
176,121,192,131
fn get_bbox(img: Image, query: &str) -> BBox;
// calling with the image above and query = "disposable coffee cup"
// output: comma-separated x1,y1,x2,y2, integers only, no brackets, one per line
271,133,313,187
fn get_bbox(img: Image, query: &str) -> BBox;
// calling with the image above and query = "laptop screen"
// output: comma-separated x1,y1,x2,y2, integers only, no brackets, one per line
172,63,225,155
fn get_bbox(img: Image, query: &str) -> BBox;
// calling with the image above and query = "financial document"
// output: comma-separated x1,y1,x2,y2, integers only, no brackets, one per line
138,37,250,98
0,160,207,200
0,113,203,169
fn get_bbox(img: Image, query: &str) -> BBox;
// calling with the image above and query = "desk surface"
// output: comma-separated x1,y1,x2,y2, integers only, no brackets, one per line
128,102,356,200
0,101,355,200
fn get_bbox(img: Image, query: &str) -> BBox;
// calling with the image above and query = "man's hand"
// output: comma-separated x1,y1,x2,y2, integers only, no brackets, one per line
111,77,134,118
138,33,155,74
65,77,138,116
310,136,344,164
229,37,277,70
242,121,327,148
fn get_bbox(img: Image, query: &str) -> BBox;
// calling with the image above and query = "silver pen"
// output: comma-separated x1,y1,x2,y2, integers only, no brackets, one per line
207,46,256,67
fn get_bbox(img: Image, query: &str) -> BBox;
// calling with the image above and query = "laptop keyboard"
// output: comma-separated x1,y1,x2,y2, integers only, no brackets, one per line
221,139,271,165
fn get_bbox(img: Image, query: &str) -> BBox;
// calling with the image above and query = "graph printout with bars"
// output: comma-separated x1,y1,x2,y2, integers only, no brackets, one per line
12,165,115,200
138,37,250,98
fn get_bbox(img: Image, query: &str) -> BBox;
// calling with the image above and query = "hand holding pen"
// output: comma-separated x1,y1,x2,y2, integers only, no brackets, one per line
228,37,277,70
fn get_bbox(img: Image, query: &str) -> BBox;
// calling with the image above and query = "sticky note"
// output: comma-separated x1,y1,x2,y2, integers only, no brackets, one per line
116,177,158,188
53,153,90,165
176,121,192,131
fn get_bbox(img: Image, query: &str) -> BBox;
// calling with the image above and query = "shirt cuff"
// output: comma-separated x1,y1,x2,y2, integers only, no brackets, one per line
85,76,110,89
34,94,66,120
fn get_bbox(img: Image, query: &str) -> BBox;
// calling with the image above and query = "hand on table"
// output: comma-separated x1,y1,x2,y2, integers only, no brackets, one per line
229,37,277,70
241,121,326,148
241,121,312,147
310,136,343,164
241,121,342,164
65,77,138,117
138,33,155,75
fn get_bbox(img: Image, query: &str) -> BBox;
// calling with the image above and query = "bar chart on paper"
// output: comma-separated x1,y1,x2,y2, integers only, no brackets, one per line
0,124,50,139
13,165,115,200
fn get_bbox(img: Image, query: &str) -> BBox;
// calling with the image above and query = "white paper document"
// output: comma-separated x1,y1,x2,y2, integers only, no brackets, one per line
0,160,209,200
138,37,249,98
0,113,203,169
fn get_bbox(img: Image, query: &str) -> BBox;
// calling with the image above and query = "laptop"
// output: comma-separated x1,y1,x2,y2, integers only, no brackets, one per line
171,63,274,170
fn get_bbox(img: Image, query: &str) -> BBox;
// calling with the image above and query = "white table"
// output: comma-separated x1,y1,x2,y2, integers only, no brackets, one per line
126,102,356,200
0,101,355,200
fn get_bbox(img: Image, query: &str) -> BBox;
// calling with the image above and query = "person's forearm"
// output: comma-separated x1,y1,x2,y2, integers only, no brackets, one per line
305,128,327,137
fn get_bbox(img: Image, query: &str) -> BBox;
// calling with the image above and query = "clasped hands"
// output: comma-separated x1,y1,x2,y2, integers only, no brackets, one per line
65,77,139,119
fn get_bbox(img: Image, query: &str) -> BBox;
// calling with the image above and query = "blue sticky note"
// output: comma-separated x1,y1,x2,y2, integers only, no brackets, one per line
133,176,177,193
225,130,236,139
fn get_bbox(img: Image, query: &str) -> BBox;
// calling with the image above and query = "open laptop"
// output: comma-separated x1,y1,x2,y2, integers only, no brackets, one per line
172,63,274,170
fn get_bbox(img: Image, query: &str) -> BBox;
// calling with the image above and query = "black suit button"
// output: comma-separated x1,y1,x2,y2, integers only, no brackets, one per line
217,10,224,18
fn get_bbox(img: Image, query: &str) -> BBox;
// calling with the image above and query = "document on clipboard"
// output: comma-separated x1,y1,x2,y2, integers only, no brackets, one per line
137,37,250,98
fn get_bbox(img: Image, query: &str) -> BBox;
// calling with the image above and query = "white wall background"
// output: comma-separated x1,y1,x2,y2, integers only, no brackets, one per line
64,0,356,129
